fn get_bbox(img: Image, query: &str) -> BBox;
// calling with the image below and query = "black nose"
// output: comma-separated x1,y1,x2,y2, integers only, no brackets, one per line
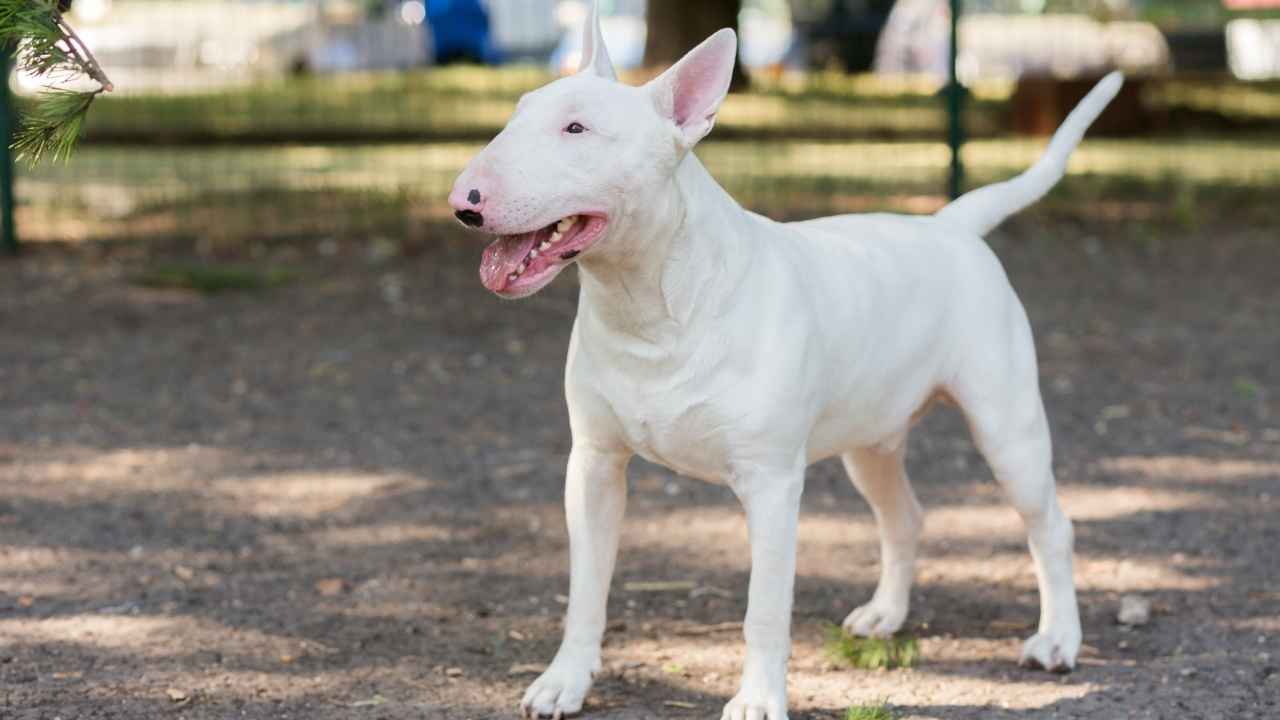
455,209,484,228
467,188,481,205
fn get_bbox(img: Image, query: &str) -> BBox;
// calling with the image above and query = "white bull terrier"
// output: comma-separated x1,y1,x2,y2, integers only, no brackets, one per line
449,5,1123,718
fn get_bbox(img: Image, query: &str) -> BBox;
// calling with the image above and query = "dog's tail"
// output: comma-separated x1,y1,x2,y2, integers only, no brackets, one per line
935,71,1124,237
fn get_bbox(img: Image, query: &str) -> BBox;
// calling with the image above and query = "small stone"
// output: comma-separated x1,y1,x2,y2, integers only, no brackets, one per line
314,578,346,596
1117,594,1151,626
445,667,464,677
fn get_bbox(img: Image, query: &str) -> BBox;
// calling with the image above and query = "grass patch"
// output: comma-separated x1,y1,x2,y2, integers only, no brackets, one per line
18,135,1280,244
131,263,295,294
845,699,896,720
824,624,920,670
71,67,1004,143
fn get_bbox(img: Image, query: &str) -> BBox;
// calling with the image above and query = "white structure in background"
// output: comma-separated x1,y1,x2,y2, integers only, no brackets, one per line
549,0,793,75
875,0,1169,85
263,1,429,74
15,0,430,95
1226,19,1280,79
486,0,562,61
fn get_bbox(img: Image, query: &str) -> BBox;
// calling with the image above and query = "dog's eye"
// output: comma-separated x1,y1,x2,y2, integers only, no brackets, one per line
565,122,587,134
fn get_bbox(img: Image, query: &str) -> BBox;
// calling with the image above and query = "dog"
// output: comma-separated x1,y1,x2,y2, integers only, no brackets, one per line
449,4,1122,718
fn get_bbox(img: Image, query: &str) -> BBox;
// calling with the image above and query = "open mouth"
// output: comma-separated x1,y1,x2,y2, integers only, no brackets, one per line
478,214,607,296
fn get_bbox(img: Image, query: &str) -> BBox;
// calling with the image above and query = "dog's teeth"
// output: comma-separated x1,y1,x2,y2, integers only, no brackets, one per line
539,241,551,251
507,272,518,281
549,233,562,244
530,249,539,259
518,260,528,272
557,216,576,233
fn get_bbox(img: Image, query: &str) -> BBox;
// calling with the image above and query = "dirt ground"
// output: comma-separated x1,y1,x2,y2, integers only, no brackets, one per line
1,216,1277,719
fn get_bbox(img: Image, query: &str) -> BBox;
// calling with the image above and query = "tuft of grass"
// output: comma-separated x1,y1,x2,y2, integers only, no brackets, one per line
845,699,896,720
824,624,920,670
1234,376,1261,400
131,263,294,294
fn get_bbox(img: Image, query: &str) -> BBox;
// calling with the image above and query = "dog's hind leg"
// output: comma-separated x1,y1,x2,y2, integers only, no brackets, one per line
950,306,1081,672
840,438,923,638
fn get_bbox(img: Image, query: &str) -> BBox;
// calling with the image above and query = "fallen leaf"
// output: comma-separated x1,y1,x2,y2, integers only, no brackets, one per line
315,578,346,596
173,565,195,581
690,585,734,599
347,695,386,708
279,654,296,664
508,663,547,675
664,701,698,709
624,580,697,593
507,630,526,641
17,595,33,608
445,667,464,677
51,671,83,679
165,688,189,702
674,621,743,636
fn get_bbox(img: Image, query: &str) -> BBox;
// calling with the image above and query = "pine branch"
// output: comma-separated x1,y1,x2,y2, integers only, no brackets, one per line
0,0,114,164
11,87,91,163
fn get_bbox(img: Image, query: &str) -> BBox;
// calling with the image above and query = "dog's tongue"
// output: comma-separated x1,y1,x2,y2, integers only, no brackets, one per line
479,232,538,292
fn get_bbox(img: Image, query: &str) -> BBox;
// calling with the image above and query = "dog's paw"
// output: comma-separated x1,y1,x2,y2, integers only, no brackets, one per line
841,598,908,638
720,689,789,720
520,656,596,719
1019,627,1081,673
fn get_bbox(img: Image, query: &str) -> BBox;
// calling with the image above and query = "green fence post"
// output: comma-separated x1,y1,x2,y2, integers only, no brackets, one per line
0,47,15,256
947,0,964,200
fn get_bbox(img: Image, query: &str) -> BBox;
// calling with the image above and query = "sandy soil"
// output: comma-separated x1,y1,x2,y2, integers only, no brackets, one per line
1,217,1277,719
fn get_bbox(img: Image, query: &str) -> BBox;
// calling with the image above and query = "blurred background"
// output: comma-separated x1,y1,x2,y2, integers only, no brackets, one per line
7,0,1280,249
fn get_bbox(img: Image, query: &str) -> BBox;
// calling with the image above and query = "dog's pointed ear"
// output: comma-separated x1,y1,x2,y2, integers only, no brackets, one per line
647,29,738,148
578,1,617,80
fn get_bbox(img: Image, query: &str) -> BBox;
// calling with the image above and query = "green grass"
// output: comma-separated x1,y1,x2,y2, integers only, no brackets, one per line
68,66,1003,143
844,699,896,720
16,133,1280,244
131,263,295,293
824,625,920,670
52,66,1280,147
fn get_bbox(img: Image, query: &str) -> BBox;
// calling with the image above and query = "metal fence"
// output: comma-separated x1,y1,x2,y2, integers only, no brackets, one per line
7,0,1280,249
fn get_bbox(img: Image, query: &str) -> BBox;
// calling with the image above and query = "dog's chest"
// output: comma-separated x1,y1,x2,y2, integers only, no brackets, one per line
616,392,734,481
583,345,739,482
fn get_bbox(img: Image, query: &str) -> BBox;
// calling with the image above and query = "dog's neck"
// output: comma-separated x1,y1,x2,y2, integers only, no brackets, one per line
576,154,756,340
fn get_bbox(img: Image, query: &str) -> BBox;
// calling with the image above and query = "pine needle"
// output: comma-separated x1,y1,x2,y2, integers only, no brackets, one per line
0,0,113,164
12,87,91,163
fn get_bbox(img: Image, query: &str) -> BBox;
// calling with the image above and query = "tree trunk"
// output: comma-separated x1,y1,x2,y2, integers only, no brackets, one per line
644,0,748,90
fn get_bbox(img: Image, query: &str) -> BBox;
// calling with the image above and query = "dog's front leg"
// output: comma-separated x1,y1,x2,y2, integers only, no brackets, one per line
724,469,804,720
521,446,630,719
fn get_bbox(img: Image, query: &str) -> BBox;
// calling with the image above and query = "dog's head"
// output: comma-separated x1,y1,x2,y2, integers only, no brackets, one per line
449,3,737,298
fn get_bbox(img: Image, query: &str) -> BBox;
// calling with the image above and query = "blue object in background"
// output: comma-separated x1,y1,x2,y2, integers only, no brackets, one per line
426,0,503,64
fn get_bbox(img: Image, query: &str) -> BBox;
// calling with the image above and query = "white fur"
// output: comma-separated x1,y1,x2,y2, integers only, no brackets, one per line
451,7,1123,718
